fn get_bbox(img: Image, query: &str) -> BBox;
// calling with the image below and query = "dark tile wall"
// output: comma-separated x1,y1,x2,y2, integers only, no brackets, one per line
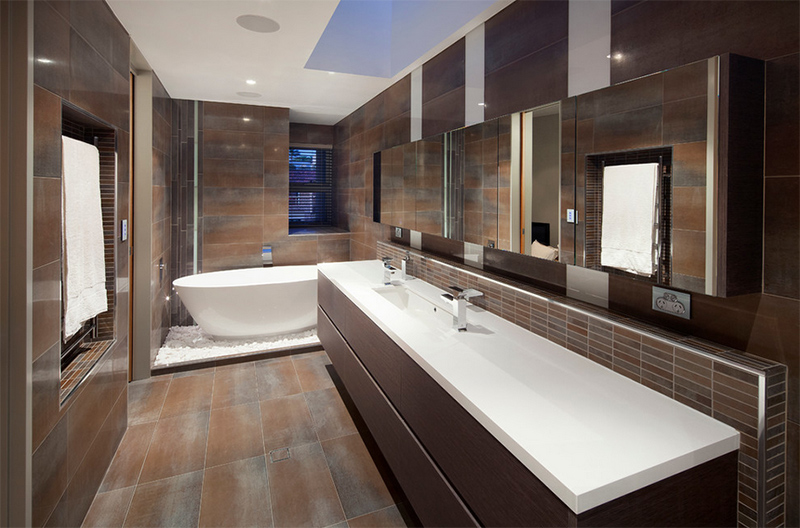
151,75,172,366
333,1,798,526
422,39,465,138
170,102,350,275
483,0,568,119
32,1,130,525
170,100,199,327
334,76,410,260
290,123,335,146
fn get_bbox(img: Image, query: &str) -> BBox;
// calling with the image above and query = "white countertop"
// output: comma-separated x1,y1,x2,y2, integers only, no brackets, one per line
318,260,739,515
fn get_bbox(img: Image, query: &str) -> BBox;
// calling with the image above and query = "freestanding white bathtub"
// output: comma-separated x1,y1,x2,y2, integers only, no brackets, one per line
173,265,317,339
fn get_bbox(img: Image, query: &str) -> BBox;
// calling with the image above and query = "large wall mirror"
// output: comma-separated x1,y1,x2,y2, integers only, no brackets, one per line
375,55,765,298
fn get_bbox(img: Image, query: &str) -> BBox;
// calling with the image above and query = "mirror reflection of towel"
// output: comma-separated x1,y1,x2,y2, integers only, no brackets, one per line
601,163,659,276
62,136,108,339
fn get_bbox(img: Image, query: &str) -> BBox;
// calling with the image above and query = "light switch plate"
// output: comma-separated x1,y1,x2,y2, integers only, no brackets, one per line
120,219,128,241
652,287,691,319
567,209,577,224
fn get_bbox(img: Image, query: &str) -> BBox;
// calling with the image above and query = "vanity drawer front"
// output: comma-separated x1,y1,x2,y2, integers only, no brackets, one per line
318,272,348,335
317,308,478,528
400,357,570,527
343,294,405,408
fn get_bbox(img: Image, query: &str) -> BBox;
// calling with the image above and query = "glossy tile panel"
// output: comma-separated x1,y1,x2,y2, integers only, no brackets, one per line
610,0,799,84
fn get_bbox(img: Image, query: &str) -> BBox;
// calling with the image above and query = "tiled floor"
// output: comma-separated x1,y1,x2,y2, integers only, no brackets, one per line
81,351,414,527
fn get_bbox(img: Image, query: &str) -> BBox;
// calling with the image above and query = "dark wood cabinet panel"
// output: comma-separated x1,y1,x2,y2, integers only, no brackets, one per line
343,299,404,407
400,355,571,527
318,308,478,528
317,272,348,336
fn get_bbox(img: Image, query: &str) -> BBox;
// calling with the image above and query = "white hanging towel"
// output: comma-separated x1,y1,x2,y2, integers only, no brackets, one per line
62,136,108,340
600,163,659,276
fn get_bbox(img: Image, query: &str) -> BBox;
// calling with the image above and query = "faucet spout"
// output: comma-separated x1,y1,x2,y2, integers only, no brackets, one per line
444,286,483,331
382,257,396,285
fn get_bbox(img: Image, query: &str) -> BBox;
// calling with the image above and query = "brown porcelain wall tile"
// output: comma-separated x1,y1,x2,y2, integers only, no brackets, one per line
32,261,61,362
66,390,127,527
591,105,663,152
763,177,799,298
263,214,288,242
33,418,69,528
69,30,128,131
663,95,707,145
33,177,61,268
318,237,351,263
34,1,71,99
422,87,465,139
203,215,262,245
672,141,707,187
663,59,709,103
139,412,210,483
765,54,799,177
153,111,172,155
124,470,203,527
203,187,263,216
264,133,289,161
422,39,465,103
32,344,60,451
199,456,272,528
484,0,568,74
577,72,663,120
271,237,318,266
672,186,706,231
384,74,411,120
263,159,289,188
69,0,129,78
204,130,263,160
204,102,265,133
34,86,63,178
203,159,262,188
290,123,335,145
202,243,262,272
264,187,288,216
263,106,290,135
484,40,568,120
610,0,799,84
206,403,264,468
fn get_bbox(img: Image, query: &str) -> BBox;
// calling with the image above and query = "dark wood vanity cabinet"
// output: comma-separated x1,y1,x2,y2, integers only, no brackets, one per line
317,272,737,527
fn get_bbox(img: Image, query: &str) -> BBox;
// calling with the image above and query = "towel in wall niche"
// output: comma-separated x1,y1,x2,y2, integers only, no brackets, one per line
600,163,659,276
62,136,108,340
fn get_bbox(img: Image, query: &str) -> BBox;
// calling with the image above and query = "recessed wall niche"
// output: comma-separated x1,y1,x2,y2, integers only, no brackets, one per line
59,102,117,403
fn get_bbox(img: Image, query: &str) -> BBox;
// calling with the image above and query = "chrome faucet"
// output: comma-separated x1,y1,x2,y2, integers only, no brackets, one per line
382,257,396,285
441,286,484,331
401,251,412,280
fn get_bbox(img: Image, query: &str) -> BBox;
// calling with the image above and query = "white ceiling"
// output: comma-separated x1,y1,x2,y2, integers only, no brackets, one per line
107,0,511,125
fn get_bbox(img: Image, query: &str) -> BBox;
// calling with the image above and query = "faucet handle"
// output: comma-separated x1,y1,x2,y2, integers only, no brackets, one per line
460,288,483,300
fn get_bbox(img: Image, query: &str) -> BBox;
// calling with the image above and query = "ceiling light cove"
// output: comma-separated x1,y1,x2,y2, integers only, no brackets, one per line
246,79,257,85
236,14,280,34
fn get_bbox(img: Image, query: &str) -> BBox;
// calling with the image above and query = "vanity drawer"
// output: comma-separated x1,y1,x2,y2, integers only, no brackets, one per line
318,272,348,335
317,307,478,528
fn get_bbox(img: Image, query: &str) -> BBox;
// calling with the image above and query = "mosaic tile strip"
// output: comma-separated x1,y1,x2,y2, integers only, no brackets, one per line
377,241,788,527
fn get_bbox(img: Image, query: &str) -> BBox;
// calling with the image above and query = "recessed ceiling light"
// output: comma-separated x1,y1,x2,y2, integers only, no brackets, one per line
478,102,486,107
236,14,280,34
243,118,251,122
606,54,611,59
236,91,262,98
37,58,53,64
246,79,256,85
